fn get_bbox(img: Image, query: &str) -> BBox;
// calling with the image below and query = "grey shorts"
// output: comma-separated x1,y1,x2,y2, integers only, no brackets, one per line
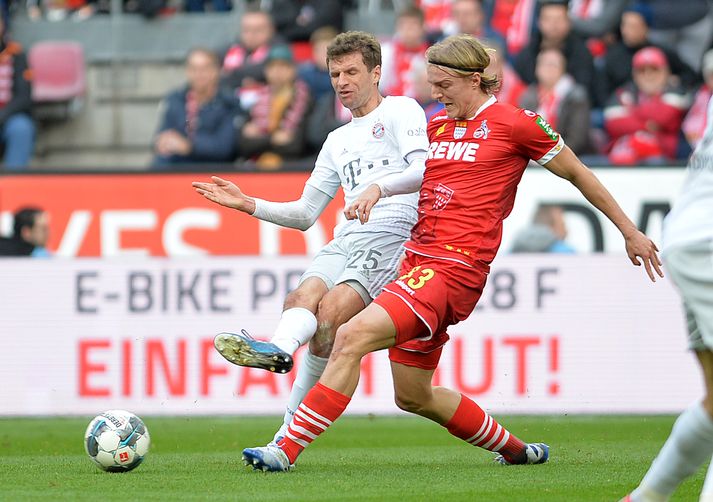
300,231,406,305
664,240,713,351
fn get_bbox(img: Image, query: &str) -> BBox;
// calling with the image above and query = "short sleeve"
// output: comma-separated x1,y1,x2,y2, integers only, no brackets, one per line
306,133,342,198
512,109,565,165
387,97,429,159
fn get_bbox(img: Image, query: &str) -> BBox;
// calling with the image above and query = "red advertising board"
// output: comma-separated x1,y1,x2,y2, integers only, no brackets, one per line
0,173,345,257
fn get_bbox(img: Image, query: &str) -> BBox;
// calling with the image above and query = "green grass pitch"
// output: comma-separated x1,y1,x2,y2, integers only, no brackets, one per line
1,415,705,501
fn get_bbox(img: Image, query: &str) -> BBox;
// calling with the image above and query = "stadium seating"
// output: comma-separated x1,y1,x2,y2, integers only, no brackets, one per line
28,41,86,121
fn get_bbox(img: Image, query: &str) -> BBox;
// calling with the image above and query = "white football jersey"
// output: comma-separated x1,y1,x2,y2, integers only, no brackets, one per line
663,95,713,253
306,95,428,238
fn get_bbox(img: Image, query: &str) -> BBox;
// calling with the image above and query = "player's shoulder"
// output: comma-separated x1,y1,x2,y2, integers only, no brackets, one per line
383,95,424,118
486,100,529,120
427,109,449,129
383,95,420,109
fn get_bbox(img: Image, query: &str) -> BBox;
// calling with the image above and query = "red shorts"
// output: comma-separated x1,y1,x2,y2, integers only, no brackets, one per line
375,252,489,370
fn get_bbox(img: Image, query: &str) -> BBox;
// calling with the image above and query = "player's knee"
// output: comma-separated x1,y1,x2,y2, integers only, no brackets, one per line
394,390,431,415
283,285,319,311
309,326,335,358
330,322,368,361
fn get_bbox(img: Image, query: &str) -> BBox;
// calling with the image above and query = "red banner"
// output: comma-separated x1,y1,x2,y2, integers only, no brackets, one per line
0,173,345,257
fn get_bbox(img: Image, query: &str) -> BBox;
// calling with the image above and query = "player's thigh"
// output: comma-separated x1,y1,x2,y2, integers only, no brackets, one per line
390,360,436,407
299,237,349,292
664,241,713,350
284,276,329,311
335,231,406,304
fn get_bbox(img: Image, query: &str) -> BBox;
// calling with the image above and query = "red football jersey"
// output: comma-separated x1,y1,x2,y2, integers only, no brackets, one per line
405,96,564,266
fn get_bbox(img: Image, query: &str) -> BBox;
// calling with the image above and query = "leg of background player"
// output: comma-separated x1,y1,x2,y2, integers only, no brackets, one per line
629,350,713,502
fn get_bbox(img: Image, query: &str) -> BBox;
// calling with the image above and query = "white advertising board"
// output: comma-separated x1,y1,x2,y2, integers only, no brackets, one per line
0,255,698,416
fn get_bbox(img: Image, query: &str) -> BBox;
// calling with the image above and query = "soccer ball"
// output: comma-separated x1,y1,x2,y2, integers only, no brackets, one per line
84,410,150,472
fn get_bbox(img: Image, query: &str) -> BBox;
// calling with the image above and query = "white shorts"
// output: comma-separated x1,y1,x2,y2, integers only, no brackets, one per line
664,240,713,351
300,231,407,305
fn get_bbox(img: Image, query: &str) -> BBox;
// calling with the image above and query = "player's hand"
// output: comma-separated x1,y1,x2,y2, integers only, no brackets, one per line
624,229,664,282
191,176,254,213
344,184,381,225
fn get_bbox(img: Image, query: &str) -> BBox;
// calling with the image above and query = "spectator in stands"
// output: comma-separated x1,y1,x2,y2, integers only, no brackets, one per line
0,15,34,170
305,93,350,155
267,0,343,42
27,0,95,21
0,207,50,257
419,0,453,38
601,4,697,101
641,0,713,73
238,44,311,169
380,6,431,99
683,49,713,149
519,48,591,155
297,26,337,102
513,0,595,105
438,0,504,48
220,7,278,102
489,0,538,56
409,59,444,120
604,47,689,165
152,48,241,167
511,203,576,253
569,0,628,39
486,41,526,106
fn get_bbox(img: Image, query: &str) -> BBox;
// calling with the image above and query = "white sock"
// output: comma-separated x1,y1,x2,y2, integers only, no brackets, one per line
270,307,318,356
699,454,713,501
272,350,328,443
633,403,713,501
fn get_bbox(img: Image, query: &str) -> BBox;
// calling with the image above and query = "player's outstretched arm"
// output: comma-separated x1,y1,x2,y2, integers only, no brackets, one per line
543,146,664,282
192,176,256,214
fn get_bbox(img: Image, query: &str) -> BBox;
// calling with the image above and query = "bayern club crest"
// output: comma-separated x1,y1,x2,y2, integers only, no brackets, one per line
372,122,385,139
453,121,468,139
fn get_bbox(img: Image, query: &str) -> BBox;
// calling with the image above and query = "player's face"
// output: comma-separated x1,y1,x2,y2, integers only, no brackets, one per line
328,52,381,118
427,64,482,119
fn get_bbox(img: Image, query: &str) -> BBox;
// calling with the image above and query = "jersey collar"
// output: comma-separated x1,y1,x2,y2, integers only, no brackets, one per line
468,95,497,120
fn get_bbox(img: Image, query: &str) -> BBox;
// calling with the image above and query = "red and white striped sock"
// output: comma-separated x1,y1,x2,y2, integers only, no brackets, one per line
444,394,526,463
277,382,351,464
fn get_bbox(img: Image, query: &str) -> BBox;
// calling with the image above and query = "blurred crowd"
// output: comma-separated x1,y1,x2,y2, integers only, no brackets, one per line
2,0,713,170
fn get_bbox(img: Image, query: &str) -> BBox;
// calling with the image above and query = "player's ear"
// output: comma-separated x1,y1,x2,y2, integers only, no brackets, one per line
372,64,381,85
471,72,481,89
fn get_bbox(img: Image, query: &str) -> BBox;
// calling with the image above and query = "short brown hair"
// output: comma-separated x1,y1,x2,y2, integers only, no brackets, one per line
426,34,499,95
326,31,381,71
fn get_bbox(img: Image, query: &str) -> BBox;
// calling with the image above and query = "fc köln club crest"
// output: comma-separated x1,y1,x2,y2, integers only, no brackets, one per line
474,119,490,139
433,183,454,210
453,121,468,139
